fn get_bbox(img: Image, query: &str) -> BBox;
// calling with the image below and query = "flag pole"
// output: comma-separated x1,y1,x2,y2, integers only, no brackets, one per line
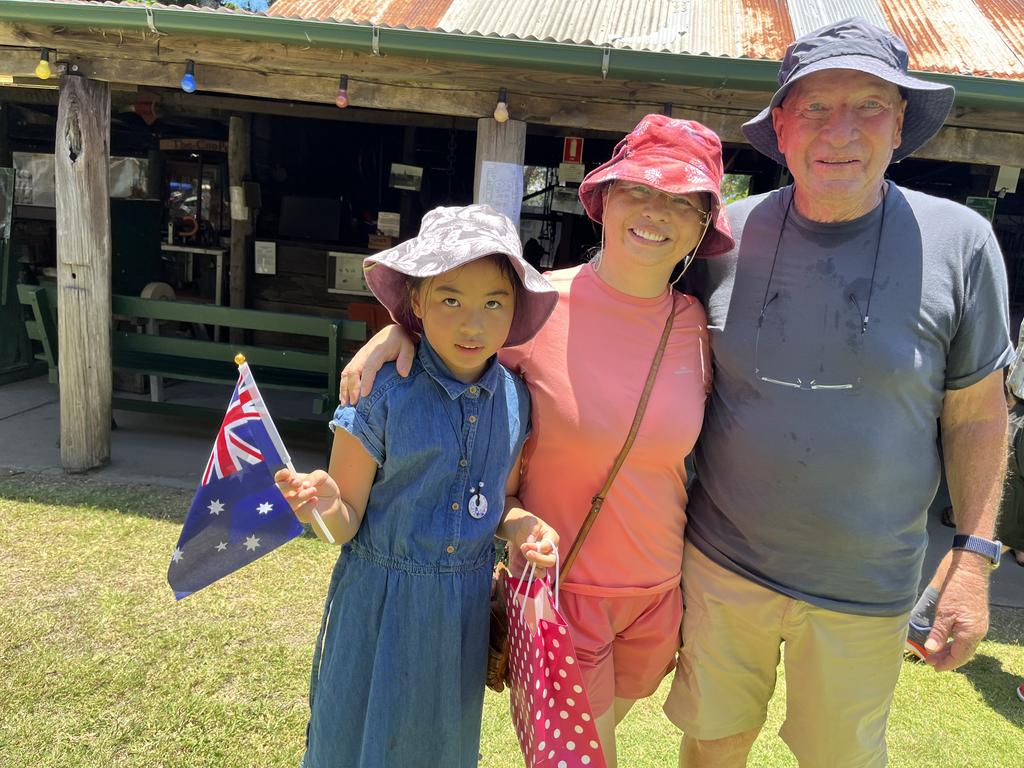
234,354,335,544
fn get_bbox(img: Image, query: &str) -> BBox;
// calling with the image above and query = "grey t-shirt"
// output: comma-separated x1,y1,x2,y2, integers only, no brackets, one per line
686,184,1014,616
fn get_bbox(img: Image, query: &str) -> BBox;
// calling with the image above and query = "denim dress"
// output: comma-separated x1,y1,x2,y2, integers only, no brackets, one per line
302,341,530,768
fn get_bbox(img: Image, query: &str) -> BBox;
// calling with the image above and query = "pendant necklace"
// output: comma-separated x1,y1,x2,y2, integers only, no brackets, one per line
432,379,494,519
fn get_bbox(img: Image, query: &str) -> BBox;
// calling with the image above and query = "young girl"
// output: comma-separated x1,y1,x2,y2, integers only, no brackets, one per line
276,204,560,768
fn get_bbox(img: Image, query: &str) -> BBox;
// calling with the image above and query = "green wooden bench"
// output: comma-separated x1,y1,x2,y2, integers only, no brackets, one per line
17,282,365,436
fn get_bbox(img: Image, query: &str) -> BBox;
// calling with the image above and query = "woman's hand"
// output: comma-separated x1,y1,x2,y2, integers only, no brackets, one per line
340,324,417,405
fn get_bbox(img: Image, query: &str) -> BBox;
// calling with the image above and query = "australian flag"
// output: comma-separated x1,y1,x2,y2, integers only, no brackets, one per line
167,361,304,600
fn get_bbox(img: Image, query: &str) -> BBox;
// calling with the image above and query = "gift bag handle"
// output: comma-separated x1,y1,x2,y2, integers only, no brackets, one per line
516,543,560,619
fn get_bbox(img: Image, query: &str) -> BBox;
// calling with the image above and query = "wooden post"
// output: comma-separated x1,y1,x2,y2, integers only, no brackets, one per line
399,126,417,240
55,75,112,472
0,102,10,167
228,114,251,345
145,146,162,200
473,118,527,227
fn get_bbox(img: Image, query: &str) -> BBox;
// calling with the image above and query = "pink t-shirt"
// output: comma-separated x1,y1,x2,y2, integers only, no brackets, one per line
501,263,711,597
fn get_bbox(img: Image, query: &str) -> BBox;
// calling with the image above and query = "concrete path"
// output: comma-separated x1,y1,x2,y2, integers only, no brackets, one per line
1,375,1021,608
0,375,325,489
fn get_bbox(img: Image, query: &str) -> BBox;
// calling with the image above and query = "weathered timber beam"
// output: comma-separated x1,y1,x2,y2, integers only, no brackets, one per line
0,22,770,114
0,48,758,136
2,21,1023,134
917,127,1024,171
2,50,1022,167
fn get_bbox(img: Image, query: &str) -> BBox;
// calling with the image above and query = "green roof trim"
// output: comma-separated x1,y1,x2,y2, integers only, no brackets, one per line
1,0,1022,111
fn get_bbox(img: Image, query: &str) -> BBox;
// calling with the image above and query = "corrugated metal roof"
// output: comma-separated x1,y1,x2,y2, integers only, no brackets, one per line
438,0,683,48
681,0,794,59
787,0,889,39
977,0,1024,64
266,0,1024,80
879,0,1024,79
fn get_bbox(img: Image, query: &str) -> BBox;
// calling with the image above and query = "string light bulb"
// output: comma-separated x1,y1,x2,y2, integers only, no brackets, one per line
35,49,51,80
180,60,196,94
493,88,509,123
335,75,349,109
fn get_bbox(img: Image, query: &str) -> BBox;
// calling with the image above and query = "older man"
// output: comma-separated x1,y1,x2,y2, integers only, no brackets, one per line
666,18,1013,768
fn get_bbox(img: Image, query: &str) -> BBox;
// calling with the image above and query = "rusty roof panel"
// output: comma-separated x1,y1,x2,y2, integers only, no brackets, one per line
686,0,791,58
379,0,452,28
266,0,343,19
879,0,1024,78
739,0,794,59
975,0,1024,64
787,0,888,39
250,0,1024,81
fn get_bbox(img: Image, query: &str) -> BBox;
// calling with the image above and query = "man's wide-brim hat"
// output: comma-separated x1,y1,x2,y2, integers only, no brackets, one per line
742,16,955,166
363,204,557,348
578,114,735,258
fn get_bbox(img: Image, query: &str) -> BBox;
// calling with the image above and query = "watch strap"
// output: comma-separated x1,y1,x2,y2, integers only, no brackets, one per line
951,534,1002,564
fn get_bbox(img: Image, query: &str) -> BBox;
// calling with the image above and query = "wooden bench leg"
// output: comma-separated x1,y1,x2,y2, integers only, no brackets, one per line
146,318,164,403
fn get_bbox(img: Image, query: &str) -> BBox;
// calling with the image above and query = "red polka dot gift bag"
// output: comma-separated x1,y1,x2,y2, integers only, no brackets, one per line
504,557,607,768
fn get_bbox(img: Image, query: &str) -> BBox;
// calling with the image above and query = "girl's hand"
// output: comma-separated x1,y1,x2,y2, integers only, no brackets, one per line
274,468,339,524
512,516,560,572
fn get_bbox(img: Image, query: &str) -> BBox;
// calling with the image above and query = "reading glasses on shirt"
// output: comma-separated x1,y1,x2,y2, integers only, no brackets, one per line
750,190,885,393
752,292,865,391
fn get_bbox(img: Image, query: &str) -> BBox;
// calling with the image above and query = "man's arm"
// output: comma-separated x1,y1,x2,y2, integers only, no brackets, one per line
928,369,1007,670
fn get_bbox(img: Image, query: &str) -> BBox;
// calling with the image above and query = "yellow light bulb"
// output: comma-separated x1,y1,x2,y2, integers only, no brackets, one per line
493,101,509,123
35,57,51,80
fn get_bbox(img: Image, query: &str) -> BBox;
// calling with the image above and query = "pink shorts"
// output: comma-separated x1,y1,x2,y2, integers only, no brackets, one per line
559,587,683,716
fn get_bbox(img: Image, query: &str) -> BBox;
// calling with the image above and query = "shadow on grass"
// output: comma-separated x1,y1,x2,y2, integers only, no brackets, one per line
0,468,321,539
985,606,1024,646
958,651,1024,729
955,607,1024,729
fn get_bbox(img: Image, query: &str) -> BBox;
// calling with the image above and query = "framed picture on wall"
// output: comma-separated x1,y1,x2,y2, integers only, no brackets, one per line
389,163,423,192
327,251,373,296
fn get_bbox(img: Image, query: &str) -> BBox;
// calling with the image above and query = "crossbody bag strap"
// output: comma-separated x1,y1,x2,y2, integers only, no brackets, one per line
560,294,677,579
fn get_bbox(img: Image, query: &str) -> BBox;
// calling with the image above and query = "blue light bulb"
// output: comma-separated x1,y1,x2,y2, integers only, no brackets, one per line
180,61,196,94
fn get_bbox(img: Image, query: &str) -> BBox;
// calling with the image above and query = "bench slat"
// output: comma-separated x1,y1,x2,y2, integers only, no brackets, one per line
112,294,365,341
113,331,332,373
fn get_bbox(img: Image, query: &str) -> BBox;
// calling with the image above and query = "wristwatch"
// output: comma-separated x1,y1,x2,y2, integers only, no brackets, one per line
951,534,1002,566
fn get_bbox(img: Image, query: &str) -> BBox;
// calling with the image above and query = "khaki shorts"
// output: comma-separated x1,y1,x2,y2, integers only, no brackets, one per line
560,587,682,716
663,545,909,768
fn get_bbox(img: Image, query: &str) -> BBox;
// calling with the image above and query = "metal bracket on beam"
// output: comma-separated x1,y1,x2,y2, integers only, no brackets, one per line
601,47,610,80
372,27,381,56
57,61,84,77
144,5,161,35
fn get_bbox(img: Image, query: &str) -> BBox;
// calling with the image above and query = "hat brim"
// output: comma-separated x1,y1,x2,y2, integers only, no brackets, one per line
363,251,558,349
578,158,735,257
741,54,955,166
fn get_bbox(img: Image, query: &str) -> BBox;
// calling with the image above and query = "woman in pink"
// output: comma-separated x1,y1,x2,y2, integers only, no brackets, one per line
342,115,733,766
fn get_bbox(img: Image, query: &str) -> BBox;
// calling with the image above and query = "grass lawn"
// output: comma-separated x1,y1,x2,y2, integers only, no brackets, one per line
1,471,1021,767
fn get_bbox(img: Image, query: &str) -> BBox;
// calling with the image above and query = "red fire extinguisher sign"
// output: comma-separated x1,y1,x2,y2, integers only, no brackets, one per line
563,137,584,164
